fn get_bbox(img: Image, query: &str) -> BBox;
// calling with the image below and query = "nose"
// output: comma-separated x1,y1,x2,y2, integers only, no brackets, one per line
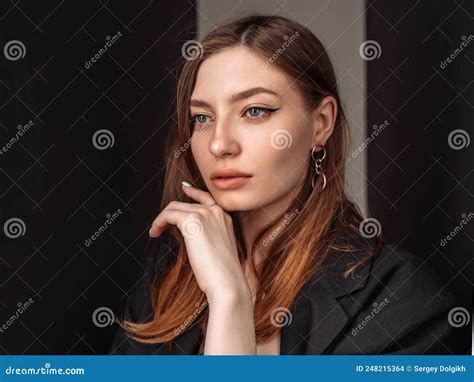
208,117,240,158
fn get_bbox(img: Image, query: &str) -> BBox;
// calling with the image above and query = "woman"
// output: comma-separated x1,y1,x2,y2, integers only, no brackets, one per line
109,15,464,355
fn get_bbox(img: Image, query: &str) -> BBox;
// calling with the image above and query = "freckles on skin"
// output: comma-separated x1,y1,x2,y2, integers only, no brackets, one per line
189,46,314,210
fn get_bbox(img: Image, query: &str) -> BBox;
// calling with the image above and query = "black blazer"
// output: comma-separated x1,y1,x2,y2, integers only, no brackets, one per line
109,230,470,355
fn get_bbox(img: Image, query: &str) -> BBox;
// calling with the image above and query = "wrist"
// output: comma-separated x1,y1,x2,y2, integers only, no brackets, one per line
206,284,252,306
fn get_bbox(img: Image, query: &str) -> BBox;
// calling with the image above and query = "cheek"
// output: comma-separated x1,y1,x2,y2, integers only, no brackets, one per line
257,130,309,188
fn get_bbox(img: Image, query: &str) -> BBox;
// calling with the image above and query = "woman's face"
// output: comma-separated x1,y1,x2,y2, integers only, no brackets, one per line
189,45,334,212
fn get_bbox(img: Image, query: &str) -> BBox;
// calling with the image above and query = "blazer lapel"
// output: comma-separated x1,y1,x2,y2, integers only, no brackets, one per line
281,245,374,355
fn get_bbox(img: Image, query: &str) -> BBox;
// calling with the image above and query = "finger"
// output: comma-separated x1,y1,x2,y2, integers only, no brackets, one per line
149,209,187,238
149,201,206,237
149,206,204,237
181,181,215,206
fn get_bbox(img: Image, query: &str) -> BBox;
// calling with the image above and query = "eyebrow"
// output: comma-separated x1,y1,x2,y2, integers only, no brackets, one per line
190,87,279,109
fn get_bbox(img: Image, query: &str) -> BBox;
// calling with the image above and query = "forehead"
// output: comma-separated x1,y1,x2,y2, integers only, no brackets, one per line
190,45,296,102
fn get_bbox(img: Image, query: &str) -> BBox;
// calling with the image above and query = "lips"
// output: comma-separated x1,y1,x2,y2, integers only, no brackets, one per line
210,169,252,191
211,176,252,190
210,169,252,180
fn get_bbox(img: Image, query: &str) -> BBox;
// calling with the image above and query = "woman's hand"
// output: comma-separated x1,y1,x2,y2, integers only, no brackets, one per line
148,182,251,302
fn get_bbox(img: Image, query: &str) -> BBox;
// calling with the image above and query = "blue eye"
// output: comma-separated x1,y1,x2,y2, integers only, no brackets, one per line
190,114,210,128
247,107,265,118
245,106,279,119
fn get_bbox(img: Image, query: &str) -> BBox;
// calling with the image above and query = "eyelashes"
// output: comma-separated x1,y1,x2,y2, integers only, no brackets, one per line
189,106,280,128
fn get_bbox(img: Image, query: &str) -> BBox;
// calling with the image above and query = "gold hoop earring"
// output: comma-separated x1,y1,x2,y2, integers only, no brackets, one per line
311,145,327,190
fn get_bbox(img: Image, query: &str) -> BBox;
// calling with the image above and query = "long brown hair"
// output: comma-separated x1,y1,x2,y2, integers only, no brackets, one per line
118,14,383,349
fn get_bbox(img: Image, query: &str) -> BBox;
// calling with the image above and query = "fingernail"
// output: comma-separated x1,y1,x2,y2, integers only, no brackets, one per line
149,228,153,236
181,181,192,187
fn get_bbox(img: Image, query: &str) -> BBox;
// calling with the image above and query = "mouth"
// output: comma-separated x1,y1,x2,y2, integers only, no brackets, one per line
211,175,252,190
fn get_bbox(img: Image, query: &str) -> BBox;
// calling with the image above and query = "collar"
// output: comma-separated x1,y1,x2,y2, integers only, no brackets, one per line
280,245,375,354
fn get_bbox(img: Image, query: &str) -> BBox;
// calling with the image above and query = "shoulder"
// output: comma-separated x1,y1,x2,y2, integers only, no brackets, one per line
310,242,468,354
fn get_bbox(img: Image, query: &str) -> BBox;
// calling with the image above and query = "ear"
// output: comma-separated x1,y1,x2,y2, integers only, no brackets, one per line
310,96,338,148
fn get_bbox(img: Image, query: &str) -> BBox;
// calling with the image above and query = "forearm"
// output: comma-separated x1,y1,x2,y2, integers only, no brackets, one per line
204,287,256,355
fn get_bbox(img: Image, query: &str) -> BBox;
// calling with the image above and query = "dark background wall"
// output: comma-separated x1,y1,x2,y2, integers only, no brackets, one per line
366,0,473,319
0,0,471,355
0,1,196,354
